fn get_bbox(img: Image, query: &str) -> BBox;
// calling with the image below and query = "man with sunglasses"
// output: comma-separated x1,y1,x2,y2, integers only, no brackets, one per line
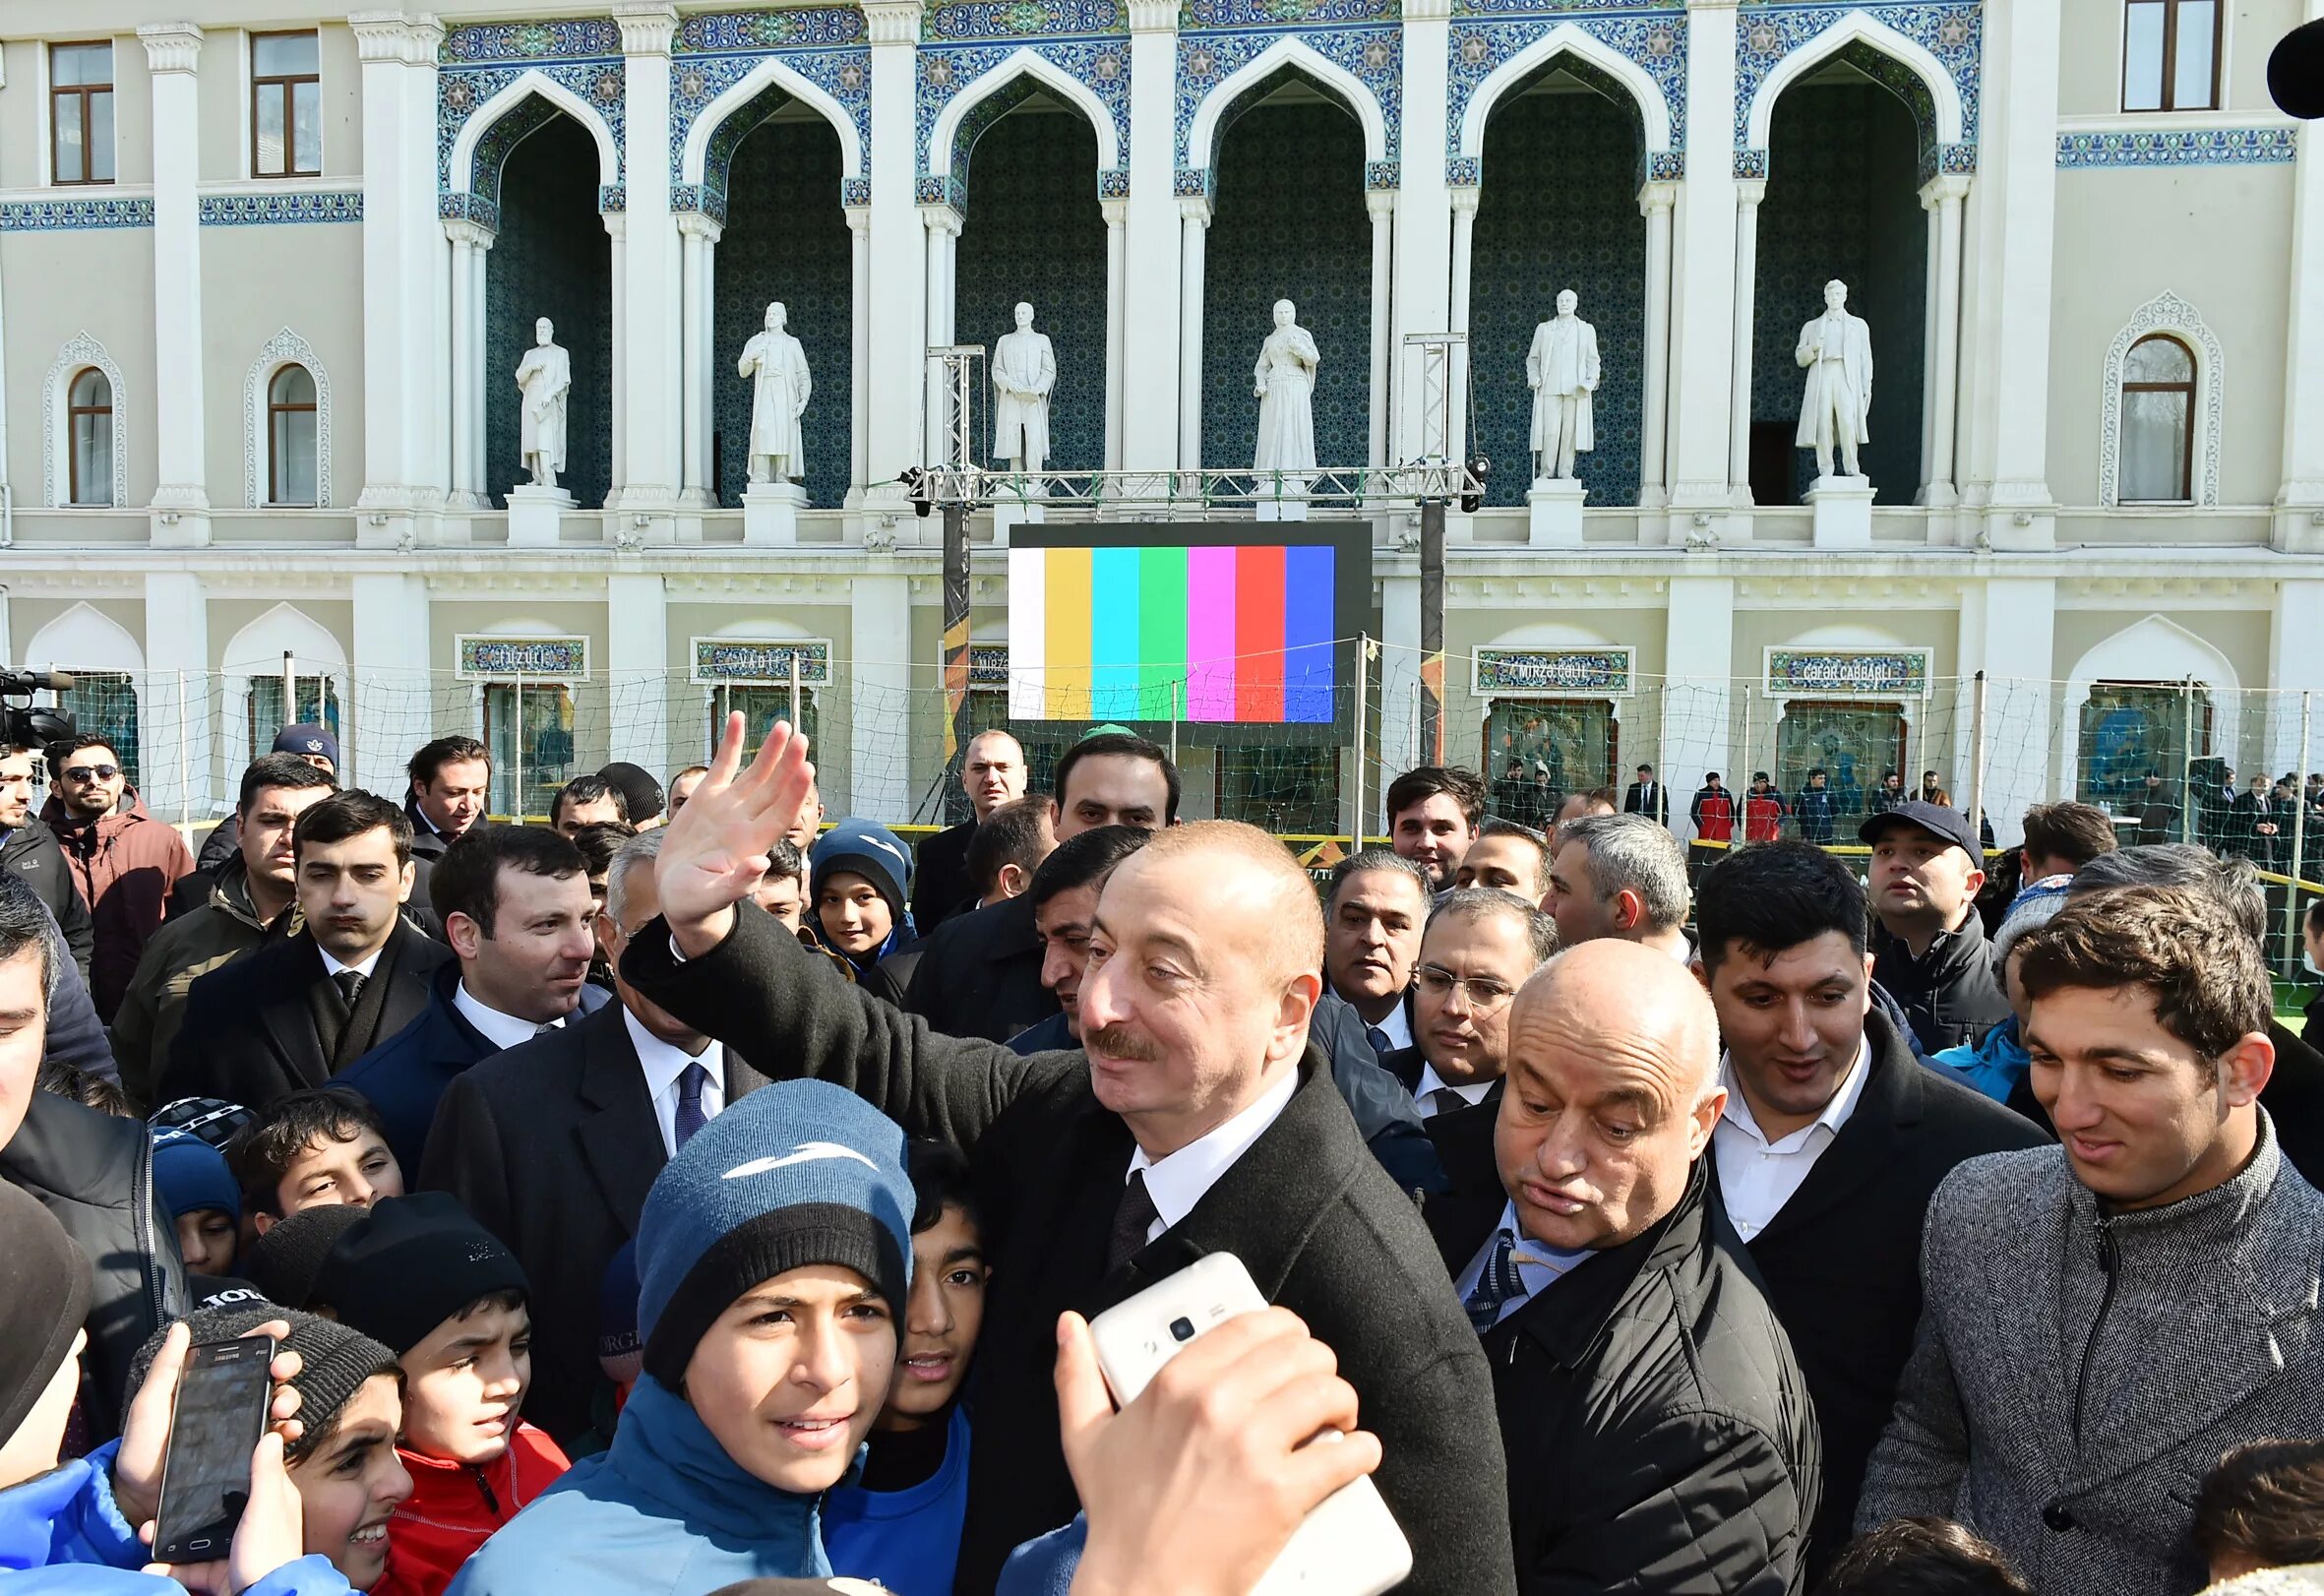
1376,889,1559,1120
0,742,92,985
40,734,193,1022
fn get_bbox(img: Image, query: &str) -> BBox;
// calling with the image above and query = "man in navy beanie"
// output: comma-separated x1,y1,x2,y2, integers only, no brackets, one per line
449,1078,914,1596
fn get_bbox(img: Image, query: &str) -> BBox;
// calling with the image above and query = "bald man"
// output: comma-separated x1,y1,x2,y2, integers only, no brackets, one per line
634,716,1516,1596
1424,941,1819,1595
913,728,1030,931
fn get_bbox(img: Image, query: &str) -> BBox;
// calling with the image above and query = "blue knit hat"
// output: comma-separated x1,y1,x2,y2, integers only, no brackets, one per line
810,819,916,961
152,1126,239,1222
636,1078,915,1387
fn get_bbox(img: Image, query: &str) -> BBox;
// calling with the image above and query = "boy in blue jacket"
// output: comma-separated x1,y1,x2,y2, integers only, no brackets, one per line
449,1078,915,1596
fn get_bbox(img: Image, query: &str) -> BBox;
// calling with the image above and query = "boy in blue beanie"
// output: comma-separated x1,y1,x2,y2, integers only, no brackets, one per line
449,1079,915,1596
151,1125,241,1279
808,820,915,974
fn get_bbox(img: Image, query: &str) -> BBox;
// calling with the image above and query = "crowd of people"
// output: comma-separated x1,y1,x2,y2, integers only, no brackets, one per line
3,713,2323,1596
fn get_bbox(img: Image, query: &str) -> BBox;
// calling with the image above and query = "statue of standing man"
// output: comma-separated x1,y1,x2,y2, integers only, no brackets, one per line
991,301,1056,476
1254,298,1319,477
1795,277,1874,481
515,317,571,490
1526,288,1600,482
739,301,813,486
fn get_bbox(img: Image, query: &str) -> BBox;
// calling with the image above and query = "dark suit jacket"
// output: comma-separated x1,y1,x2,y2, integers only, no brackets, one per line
1426,1110,1819,1595
899,890,1055,1042
626,905,1517,1596
910,819,976,933
1725,1011,2049,1576
418,1000,771,1446
155,920,448,1112
338,962,608,1174
1379,1042,1504,1121
1622,780,1671,827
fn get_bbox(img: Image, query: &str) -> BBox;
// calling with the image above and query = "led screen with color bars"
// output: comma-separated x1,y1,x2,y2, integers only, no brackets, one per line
1006,524,1371,728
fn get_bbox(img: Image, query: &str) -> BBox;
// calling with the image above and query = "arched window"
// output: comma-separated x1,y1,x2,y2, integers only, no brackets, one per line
268,364,319,505
67,367,113,507
2119,334,2195,503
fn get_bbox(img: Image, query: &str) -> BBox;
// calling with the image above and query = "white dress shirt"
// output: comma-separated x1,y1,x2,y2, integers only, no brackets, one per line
1414,1061,1494,1116
1367,1003,1413,1053
453,981,565,1053
1122,1067,1300,1246
1711,1038,1871,1242
318,946,384,981
623,1008,726,1159
1453,1199,1590,1325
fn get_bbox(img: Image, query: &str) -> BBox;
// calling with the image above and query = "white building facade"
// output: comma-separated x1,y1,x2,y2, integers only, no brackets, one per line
0,0,2319,837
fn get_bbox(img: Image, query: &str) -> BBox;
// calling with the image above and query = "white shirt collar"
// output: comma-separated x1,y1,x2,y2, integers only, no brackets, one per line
1455,1199,1591,1326
453,980,563,1052
1125,1067,1300,1237
1717,1034,1872,1150
318,945,384,981
622,1005,716,1094
1369,1002,1413,1053
1415,1061,1495,1109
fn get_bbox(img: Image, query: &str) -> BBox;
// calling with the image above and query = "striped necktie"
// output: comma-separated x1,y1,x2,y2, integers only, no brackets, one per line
1464,1227,1527,1331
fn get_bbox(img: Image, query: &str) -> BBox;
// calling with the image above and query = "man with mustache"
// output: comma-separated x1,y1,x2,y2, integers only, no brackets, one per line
630,716,1515,1596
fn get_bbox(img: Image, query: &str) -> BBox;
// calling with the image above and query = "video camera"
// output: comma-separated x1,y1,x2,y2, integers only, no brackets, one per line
0,670,78,754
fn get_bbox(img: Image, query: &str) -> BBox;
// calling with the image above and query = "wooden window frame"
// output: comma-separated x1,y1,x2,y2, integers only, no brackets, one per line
2120,334,2197,503
66,367,112,508
48,41,113,188
250,31,322,179
2123,0,2222,112
267,365,319,506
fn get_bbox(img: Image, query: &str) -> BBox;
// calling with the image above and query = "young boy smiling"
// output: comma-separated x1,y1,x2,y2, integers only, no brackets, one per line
310,1193,571,1596
824,1141,988,1595
449,1078,915,1595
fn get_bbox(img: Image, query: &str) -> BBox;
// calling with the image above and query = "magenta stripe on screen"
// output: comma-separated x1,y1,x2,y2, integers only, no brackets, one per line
1186,544,1238,720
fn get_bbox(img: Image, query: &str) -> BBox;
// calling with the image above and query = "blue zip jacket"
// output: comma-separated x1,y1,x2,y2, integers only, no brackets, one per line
0,1440,352,1594
1928,1012,2033,1104
447,1376,833,1596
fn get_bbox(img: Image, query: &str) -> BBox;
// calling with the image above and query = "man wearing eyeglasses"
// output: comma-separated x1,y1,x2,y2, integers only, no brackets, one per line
40,734,193,1022
1376,889,1559,1120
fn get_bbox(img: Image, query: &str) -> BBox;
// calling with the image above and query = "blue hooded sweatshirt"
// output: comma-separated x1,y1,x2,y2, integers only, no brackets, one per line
445,1376,833,1596
0,1439,352,1594
808,820,916,972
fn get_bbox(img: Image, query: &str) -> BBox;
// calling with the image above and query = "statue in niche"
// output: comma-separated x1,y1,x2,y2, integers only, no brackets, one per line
1526,288,1600,483
992,301,1056,476
515,317,571,490
1253,298,1319,476
738,301,813,486
1795,277,1874,481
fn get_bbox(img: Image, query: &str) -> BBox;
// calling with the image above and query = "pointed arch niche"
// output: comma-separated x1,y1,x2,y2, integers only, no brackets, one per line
223,603,350,767
44,332,129,510
2099,291,2224,508
243,329,335,508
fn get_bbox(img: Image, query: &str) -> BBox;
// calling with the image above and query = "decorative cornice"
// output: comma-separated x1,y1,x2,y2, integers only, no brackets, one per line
864,2,927,45
2056,126,2296,168
442,215,497,249
1918,171,1971,206
199,191,363,226
1403,0,1457,17
614,2,680,56
1128,0,1180,29
0,197,154,231
350,11,446,65
136,23,206,76
675,211,723,240
918,202,964,233
1636,178,1679,212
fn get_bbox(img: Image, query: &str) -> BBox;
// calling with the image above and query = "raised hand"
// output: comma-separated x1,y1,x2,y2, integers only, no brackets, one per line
654,711,816,955
117,1320,306,1535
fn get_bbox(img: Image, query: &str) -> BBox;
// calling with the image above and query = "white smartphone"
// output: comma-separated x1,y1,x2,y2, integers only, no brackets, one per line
1087,1253,1414,1596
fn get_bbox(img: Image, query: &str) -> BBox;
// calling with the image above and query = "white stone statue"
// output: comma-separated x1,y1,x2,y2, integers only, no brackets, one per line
1254,298,1319,476
1526,288,1600,482
738,301,813,486
992,301,1056,476
514,317,571,490
1795,277,1874,480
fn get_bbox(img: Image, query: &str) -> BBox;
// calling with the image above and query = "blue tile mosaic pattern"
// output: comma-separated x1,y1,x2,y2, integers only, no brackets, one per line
1176,25,1401,170
1733,1,1979,151
2055,126,2297,167
1444,12,1685,181
197,191,365,225
0,197,154,230
919,38,1131,200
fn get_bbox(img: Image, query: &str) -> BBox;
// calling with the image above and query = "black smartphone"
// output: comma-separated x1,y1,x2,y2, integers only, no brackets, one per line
151,1336,275,1565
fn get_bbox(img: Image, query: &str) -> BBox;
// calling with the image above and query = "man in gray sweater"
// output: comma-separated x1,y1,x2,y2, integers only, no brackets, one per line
1858,884,2324,1596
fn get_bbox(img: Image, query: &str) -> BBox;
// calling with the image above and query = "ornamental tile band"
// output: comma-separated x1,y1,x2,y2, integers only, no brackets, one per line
691,638,836,684
439,58,628,193
199,191,364,225
678,8,868,52
457,637,590,678
2056,126,2297,167
440,19,623,63
1764,648,1930,697
1176,24,1403,168
1182,0,1394,27
685,55,875,195
1474,648,1635,696
917,38,1132,202
1443,15,1687,167
969,645,1011,687
925,0,1126,39
1733,0,1980,151
0,197,155,230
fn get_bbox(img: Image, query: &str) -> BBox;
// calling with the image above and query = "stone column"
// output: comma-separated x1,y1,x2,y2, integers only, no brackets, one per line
848,574,912,819
143,572,211,819
1103,196,1129,469
1724,177,1763,502
864,0,929,505
606,573,670,771
921,205,962,464
606,210,628,497
1917,173,1969,507
1393,0,1453,466
1661,576,1735,842
444,218,495,510
350,12,448,533
1178,197,1211,472
138,23,209,538
1639,179,1677,508
1123,0,1183,472
1447,186,1478,470
2269,582,2324,769
1366,190,1395,468
2277,5,2324,553
1955,577,2056,835
612,4,680,519
848,207,872,499
678,213,722,511
1666,0,1741,518
351,573,432,797
1957,0,2058,547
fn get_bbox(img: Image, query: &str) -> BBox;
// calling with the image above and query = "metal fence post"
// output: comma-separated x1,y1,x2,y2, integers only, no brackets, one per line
1967,670,1987,842
175,670,191,828
2181,677,2197,845
2287,689,2313,974
1351,633,1371,855
514,679,525,824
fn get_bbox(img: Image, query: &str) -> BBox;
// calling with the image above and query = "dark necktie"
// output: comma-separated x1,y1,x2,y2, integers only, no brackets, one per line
1105,1170,1160,1272
1365,1025,1391,1056
332,969,367,1010
1464,1228,1526,1332
534,1021,558,1037
674,1062,710,1149
1428,1086,1469,1118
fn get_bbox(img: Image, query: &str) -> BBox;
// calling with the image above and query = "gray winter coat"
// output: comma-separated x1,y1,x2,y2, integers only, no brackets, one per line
1858,1112,2324,1596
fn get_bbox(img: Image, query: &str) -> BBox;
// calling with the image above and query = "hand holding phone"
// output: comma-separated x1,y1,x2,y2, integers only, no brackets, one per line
142,1431,307,1596
149,1335,279,1565
115,1320,307,1536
